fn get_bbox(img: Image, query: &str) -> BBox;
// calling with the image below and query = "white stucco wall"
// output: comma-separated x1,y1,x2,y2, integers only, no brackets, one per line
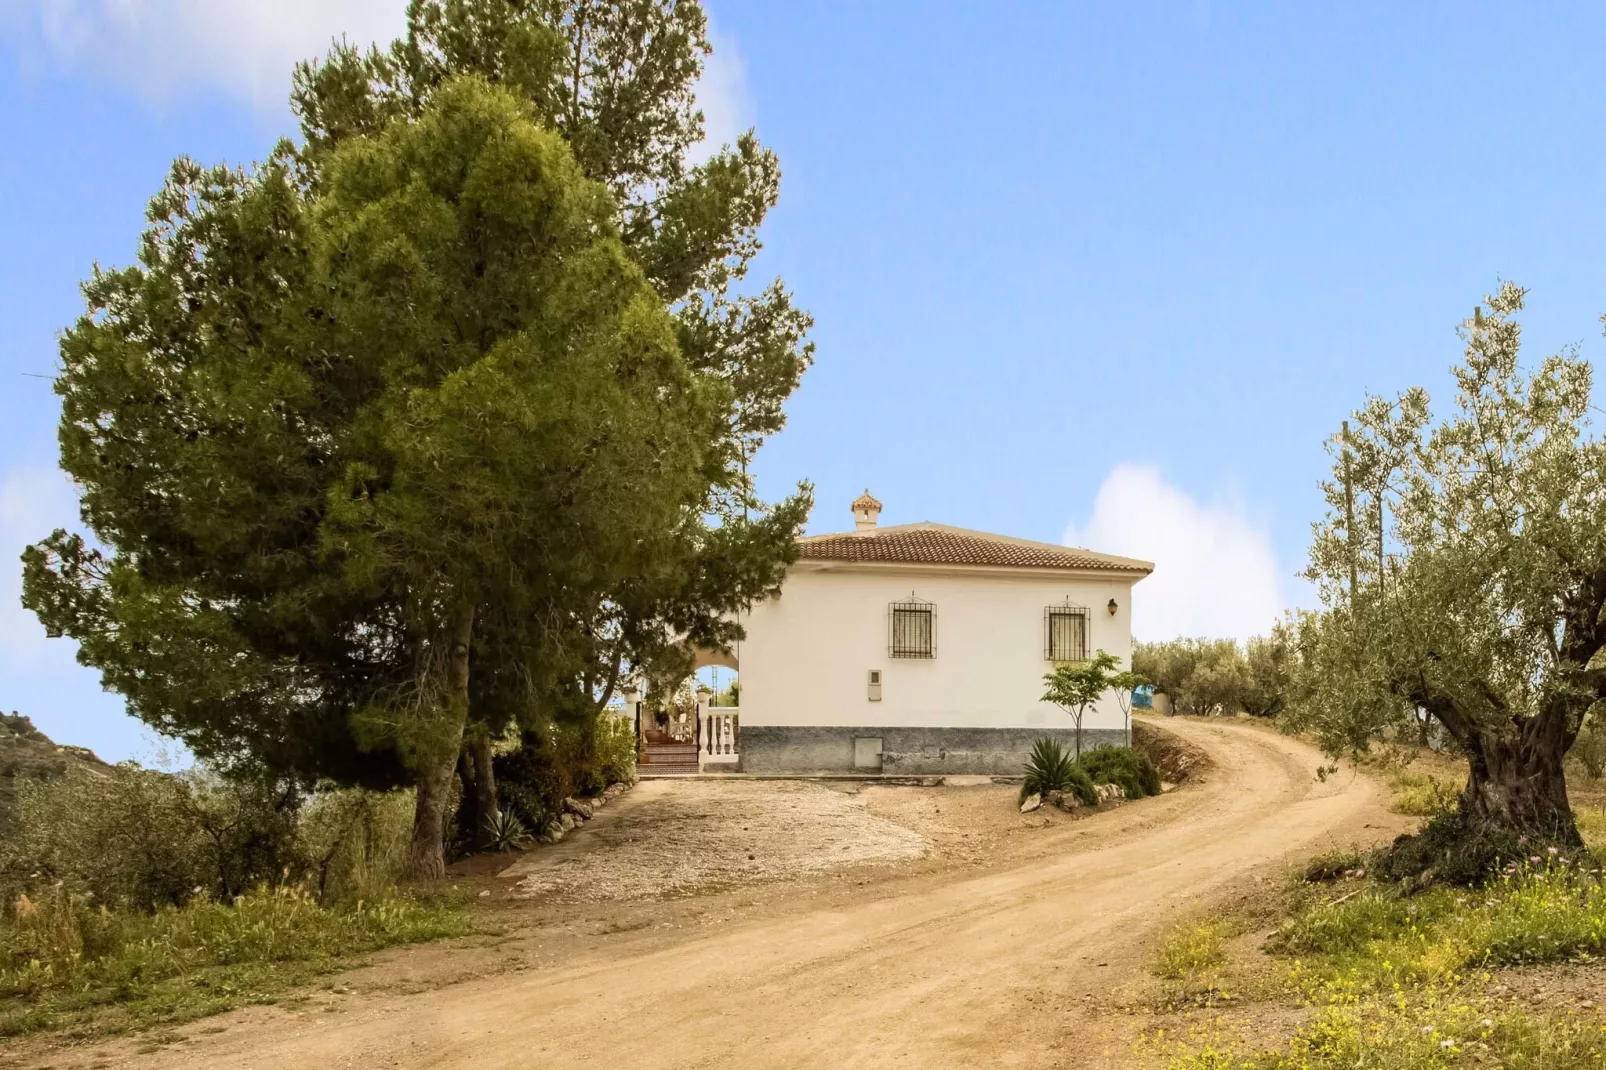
738,565,1141,731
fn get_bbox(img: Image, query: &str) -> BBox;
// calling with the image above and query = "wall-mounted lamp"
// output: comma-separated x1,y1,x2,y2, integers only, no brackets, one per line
1107,598,1119,616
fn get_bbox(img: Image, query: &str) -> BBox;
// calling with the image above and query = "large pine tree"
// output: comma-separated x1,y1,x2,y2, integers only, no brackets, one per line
26,1,813,877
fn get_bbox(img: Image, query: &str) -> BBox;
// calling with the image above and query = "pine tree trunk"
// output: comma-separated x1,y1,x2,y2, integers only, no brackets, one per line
468,730,499,849
404,608,474,882
406,749,459,881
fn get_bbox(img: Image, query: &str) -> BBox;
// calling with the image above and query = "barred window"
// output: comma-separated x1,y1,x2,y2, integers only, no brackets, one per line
1046,603,1089,662
889,596,935,658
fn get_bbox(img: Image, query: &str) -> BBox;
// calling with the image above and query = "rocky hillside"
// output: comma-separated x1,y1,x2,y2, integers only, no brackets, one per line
0,711,108,830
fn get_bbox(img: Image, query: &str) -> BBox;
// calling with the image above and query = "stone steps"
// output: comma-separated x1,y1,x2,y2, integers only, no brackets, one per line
640,740,700,777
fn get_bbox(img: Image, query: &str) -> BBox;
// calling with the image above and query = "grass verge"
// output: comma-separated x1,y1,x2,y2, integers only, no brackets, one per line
1,884,471,1039
1146,984,1606,1069
1144,852,1606,1068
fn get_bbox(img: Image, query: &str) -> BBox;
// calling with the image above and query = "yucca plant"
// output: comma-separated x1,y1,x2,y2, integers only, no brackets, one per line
483,811,532,853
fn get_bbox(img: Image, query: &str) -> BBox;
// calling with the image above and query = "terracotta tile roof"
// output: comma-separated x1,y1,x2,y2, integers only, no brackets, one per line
794,523,1153,573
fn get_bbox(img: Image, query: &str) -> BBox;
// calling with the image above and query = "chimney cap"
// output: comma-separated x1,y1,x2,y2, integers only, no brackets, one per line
851,489,883,532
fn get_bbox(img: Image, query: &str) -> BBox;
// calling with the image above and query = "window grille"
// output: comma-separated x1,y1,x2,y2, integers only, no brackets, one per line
1045,601,1089,662
888,596,935,658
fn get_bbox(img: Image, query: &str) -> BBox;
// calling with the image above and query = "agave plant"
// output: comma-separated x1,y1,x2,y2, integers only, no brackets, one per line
484,810,532,852
1021,738,1099,807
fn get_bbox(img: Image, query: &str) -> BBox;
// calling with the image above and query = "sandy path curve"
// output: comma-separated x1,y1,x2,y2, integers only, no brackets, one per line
46,717,1384,1070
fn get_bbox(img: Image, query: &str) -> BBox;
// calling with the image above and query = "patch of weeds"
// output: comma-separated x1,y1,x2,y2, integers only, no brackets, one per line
1298,847,1367,884
1144,982,1606,1068
0,884,471,1038
1153,916,1243,1006
1576,808,1606,850
1272,857,1606,994
1388,771,1459,817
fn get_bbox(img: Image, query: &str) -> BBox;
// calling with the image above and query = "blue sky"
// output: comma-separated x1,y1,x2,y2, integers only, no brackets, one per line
4,1,1606,761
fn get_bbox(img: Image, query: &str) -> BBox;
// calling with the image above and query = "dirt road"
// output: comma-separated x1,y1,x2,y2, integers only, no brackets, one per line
39,718,1390,1069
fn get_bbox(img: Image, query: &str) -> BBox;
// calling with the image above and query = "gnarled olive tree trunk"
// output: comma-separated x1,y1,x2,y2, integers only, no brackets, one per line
1414,686,1584,848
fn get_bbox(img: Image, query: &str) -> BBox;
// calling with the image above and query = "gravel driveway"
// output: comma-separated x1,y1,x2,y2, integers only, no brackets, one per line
502,779,930,901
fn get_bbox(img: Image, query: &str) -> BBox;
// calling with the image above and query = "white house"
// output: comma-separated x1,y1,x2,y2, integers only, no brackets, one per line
639,492,1153,776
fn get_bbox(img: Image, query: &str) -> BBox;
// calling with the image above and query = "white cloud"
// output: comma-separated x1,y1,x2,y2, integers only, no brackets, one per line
5,0,404,109
1064,464,1290,643
688,26,752,163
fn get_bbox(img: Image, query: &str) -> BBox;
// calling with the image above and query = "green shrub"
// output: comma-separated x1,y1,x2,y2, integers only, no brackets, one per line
1021,737,1097,806
1077,745,1162,798
295,788,416,906
0,765,305,912
0,765,417,914
1372,808,1581,887
495,713,635,823
594,715,637,786
1573,716,1606,780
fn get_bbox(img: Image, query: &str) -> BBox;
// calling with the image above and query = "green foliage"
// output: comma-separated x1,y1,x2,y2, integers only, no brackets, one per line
1275,859,1606,987
1078,746,1162,799
1290,284,1606,859
483,811,531,853
295,788,418,906
1573,714,1606,781
1135,637,1253,716
0,764,416,914
23,0,814,882
1020,738,1098,807
593,715,638,787
494,712,634,826
1389,770,1459,817
0,883,466,1038
0,766,288,912
1154,920,1233,981
1153,985,1606,1070
1042,649,1127,758
1153,916,1242,1005
1369,809,1587,889
1299,847,1368,884
1241,622,1296,718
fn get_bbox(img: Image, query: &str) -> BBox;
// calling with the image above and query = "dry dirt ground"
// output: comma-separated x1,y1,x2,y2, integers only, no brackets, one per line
6,717,1405,1070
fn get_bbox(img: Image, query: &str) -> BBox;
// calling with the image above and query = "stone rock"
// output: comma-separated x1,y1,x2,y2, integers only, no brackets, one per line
563,797,594,820
537,830,557,846
1095,783,1127,803
559,813,577,832
1019,793,1042,814
1160,781,1178,794
1046,789,1079,811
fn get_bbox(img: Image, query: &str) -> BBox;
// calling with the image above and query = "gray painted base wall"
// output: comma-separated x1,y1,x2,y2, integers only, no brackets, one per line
737,725,1130,776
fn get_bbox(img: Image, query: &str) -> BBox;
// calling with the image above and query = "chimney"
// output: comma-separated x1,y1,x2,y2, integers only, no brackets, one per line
851,489,883,532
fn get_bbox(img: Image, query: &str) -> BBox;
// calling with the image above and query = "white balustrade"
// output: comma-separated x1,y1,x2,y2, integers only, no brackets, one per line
696,690,740,768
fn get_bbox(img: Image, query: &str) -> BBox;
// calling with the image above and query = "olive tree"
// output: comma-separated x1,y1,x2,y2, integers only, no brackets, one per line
1291,283,1606,861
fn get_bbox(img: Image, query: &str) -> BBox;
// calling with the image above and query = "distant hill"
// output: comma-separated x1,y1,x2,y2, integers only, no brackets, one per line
0,712,109,831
